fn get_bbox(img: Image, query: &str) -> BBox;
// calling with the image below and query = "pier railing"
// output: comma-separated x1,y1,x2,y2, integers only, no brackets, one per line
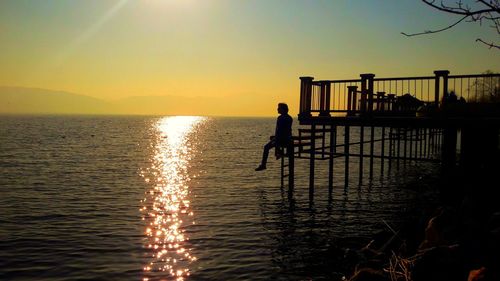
298,71,500,119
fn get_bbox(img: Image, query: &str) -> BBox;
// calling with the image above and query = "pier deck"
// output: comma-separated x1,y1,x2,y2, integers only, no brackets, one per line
280,70,500,198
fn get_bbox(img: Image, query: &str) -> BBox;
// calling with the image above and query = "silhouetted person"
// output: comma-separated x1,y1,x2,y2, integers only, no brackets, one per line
442,91,458,106
255,103,293,171
449,91,458,103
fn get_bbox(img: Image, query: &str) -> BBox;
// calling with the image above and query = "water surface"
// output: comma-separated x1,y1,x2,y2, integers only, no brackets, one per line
0,115,439,280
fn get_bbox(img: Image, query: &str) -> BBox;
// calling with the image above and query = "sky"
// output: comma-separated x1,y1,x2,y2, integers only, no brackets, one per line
0,0,498,116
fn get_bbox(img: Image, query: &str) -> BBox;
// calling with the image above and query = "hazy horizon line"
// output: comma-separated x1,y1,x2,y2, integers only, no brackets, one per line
0,112,277,118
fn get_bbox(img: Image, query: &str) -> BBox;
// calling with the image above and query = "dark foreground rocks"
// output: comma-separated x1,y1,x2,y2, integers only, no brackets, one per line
344,170,500,281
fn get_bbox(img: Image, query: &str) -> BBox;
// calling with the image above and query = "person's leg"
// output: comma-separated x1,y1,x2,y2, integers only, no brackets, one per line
256,140,275,170
261,140,276,166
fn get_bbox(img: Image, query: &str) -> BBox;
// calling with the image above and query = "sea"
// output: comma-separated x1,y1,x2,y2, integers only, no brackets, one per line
0,115,440,281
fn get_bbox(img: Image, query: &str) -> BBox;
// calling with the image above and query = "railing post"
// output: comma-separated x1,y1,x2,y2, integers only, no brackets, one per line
299,76,314,119
360,73,375,114
319,82,331,117
347,86,358,116
434,70,450,107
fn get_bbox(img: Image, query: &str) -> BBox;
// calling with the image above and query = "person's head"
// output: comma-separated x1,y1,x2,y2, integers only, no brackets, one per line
277,103,289,114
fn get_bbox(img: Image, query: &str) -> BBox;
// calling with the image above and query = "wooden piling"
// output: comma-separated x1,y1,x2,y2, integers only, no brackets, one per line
309,124,315,199
322,125,326,159
289,145,294,193
442,127,457,169
423,128,428,158
370,126,375,179
345,126,350,187
404,128,408,161
419,128,423,160
388,127,393,171
397,128,401,167
409,129,413,160
328,125,336,193
280,156,285,188
359,126,364,184
381,126,386,174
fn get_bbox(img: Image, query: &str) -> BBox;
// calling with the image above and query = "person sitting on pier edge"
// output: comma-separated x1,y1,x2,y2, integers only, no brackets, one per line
255,103,293,171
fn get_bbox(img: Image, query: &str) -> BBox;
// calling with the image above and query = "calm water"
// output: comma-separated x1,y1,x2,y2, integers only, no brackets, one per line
0,116,439,280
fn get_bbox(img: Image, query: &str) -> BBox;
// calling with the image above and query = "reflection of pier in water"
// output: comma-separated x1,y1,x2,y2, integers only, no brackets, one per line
280,70,500,199
140,116,205,281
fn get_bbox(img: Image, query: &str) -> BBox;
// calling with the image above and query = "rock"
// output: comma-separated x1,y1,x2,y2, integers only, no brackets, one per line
418,207,458,250
487,212,500,232
412,245,466,281
468,267,486,281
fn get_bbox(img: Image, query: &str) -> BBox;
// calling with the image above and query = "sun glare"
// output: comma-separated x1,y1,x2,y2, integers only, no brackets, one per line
141,116,206,281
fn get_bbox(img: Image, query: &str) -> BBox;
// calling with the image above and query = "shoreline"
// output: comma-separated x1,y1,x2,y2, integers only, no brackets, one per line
344,165,500,281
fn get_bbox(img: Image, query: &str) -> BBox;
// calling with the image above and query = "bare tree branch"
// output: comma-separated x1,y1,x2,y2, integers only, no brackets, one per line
403,0,499,49
421,0,497,15
478,0,500,11
401,15,469,36
476,38,500,49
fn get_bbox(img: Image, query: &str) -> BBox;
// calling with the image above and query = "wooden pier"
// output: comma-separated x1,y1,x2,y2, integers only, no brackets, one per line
280,70,500,197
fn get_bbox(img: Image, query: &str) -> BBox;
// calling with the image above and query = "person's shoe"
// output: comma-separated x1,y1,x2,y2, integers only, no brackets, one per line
255,165,266,171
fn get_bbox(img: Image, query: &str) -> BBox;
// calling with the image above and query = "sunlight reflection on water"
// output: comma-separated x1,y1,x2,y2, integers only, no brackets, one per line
141,116,206,281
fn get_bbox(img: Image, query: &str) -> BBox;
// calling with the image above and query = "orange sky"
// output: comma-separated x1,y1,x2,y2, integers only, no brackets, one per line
0,0,498,116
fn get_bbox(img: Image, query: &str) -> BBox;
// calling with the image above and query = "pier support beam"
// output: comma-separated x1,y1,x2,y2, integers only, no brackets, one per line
309,124,316,200
288,144,294,193
381,126,386,175
460,125,499,171
370,126,374,179
328,125,336,193
442,127,458,169
359,126,364,184
345,126,350,187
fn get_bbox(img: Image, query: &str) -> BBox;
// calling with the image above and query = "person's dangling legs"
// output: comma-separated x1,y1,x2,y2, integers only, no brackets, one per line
256,139,276,171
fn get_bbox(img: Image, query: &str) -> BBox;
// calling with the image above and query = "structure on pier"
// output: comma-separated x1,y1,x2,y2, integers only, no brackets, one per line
281,70,500,198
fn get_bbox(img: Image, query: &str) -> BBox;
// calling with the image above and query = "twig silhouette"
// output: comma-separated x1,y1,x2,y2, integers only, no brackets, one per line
402,0,499,49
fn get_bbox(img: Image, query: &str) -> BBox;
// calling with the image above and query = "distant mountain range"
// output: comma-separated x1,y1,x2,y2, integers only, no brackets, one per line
0,86,266,116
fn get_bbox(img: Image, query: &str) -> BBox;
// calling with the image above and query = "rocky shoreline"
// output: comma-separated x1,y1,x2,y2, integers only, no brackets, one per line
344,167,500,281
